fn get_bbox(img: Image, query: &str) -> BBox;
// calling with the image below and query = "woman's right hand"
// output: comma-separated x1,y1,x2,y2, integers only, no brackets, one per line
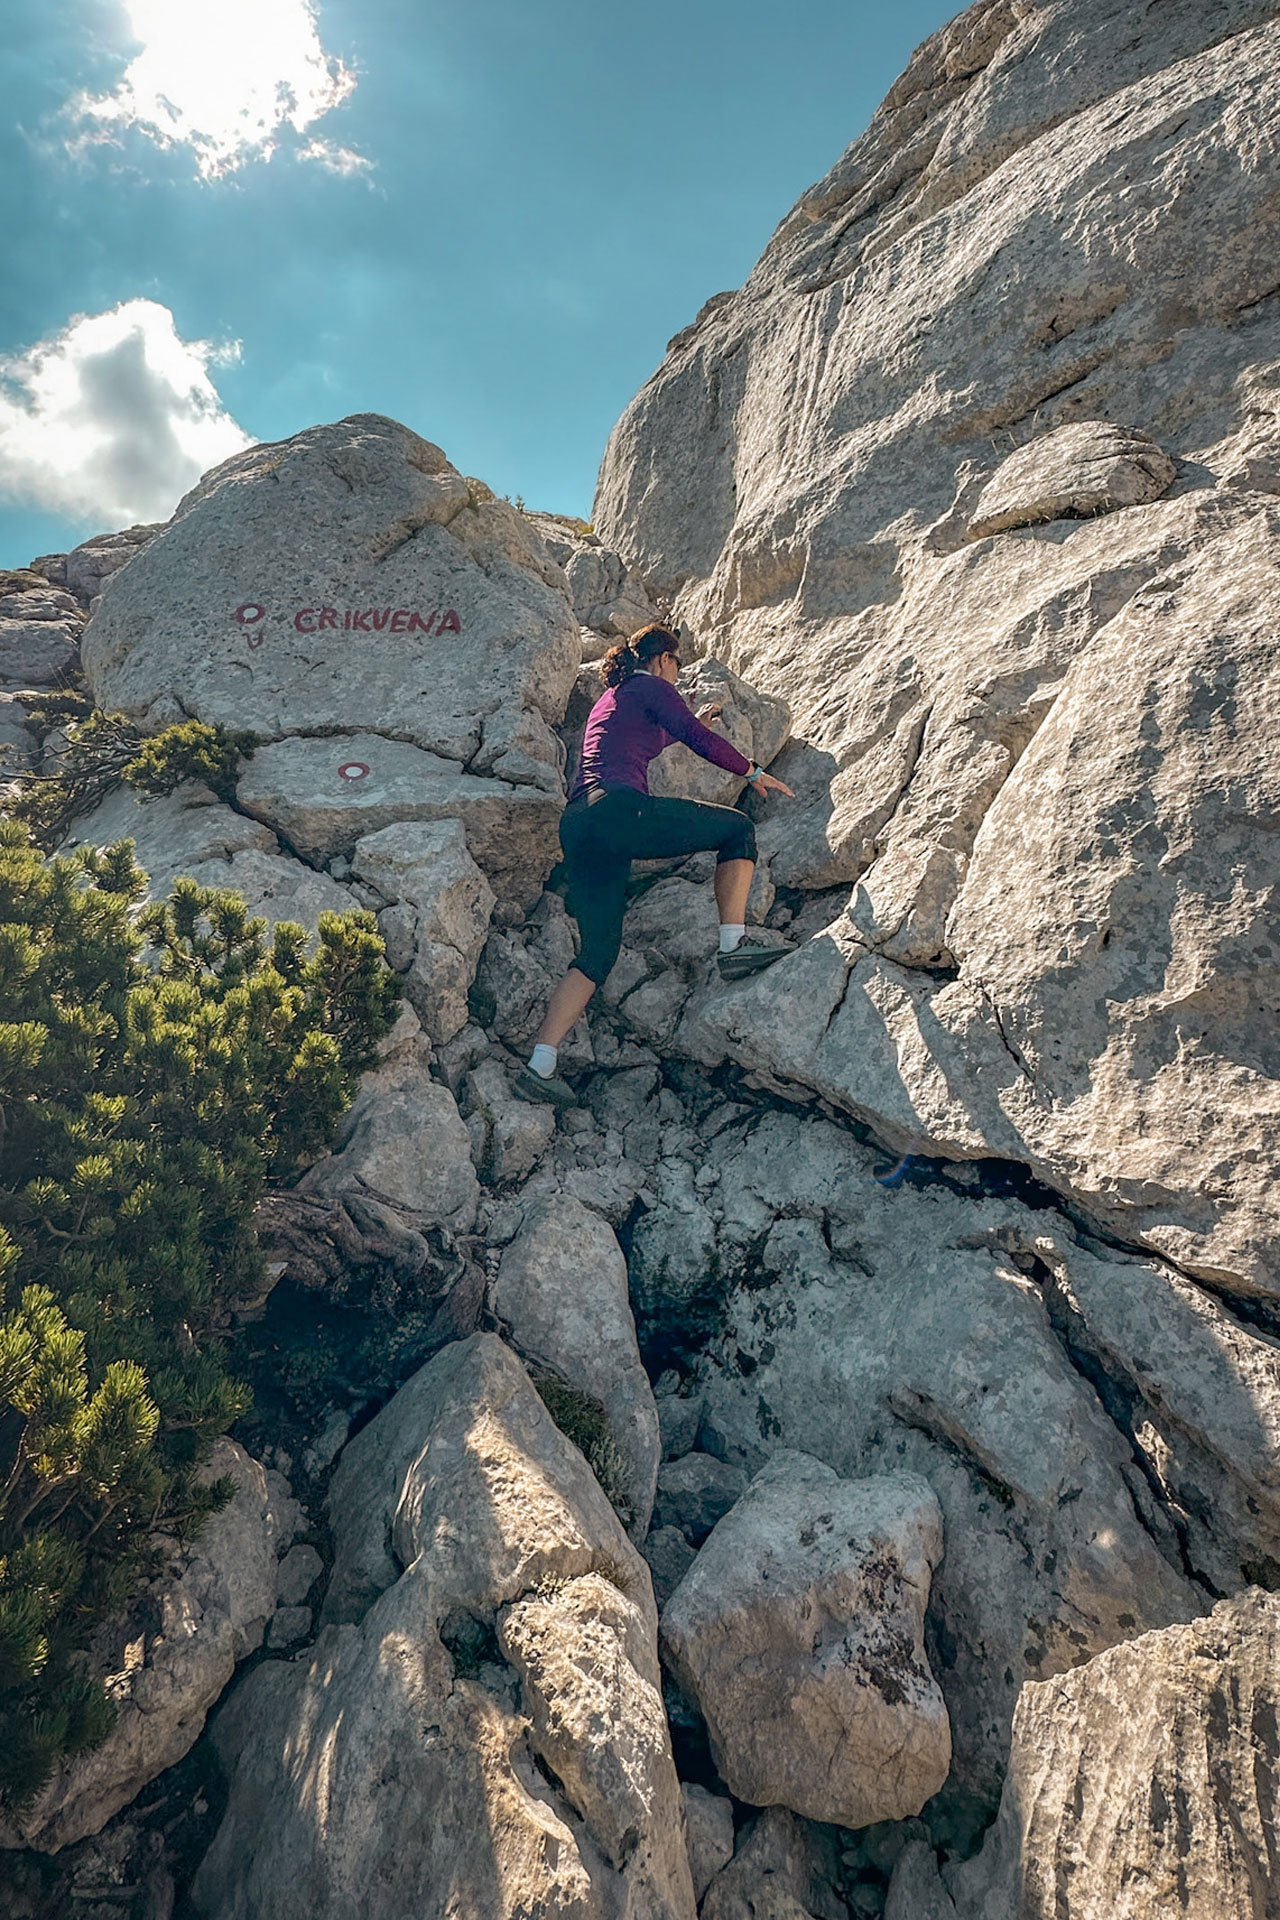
752,770,795,799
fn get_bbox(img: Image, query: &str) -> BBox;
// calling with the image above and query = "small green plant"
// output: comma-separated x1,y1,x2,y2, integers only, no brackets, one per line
11,714,259,852
0,821,399,1807
123,719,258,806
533,1374,633,1529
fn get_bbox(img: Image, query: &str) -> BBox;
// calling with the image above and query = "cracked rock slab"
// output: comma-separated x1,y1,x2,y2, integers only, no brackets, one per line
237,731,563,906
661,1452,951,1827
943,1588,1280,1920
966,421,1176,540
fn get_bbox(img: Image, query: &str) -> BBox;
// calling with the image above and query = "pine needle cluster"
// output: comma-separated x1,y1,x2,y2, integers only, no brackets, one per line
10,714,258,851
0,821,400,1808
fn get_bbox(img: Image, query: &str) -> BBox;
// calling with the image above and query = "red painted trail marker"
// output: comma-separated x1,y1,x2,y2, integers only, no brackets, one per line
338,762,370,782
235,604,268,650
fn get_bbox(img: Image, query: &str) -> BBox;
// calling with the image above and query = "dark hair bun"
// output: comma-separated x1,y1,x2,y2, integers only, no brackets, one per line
599,641,637,688
599,624,679,688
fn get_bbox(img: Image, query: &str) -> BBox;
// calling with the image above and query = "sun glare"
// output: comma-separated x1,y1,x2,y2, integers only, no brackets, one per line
73,0,359,177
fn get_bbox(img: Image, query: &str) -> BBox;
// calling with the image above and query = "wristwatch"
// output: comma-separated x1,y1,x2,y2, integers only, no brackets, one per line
746,765,766,784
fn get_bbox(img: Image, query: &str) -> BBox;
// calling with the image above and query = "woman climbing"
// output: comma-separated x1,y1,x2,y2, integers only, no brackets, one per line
515,622,795,1109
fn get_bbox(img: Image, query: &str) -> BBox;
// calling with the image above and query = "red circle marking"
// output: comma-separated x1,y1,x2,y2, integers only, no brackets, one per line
234,602,266,625
338,762,370,782
246,632,266,651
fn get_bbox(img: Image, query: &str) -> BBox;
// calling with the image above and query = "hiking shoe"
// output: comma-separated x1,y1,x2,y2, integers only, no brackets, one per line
513,1064,578,1110
717,933,795,981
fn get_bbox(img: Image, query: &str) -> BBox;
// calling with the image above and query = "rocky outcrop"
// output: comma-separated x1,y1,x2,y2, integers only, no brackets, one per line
527,509,659,652
900,1588,1280,1920
622,1101,1205,1802
2,1440,293,1854
491,1194,661,1536
192,1335,696,1920
80,419,579,910
351,818,495,1042
593,0,1280,1297
0,569,84,686
661,1454,950,1828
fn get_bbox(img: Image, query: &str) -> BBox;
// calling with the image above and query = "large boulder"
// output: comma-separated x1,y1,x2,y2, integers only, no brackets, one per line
300,1050,480,1234
593,0,1280,1292
932,1589,1280,1920
80,417,579,906
661,1453,951,1828
1,1440,292,1854
82,416,578,765
491,1194,661,1536
192,1335,696,1920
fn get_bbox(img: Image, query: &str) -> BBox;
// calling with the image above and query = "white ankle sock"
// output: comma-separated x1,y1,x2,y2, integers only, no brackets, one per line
719,924,746,954
529,1043,558,1079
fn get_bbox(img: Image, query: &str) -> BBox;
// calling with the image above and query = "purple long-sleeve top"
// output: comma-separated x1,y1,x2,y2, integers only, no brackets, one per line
568,671,752,801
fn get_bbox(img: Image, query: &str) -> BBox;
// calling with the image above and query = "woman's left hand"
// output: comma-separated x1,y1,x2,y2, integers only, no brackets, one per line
696,702,724,721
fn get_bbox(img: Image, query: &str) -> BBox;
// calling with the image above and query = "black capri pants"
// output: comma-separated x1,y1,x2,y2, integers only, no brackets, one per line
560,787,757,986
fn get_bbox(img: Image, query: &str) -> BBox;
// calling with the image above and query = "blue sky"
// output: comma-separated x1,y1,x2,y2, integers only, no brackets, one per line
0,0,957,568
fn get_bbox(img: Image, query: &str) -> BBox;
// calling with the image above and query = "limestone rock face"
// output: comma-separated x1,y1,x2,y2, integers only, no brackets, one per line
300,1050,480,1233
625,1107,1205,1802
0,569,84,684
2,1441,290,1854
492,1194,661,1536
940,1589,1280,1920
661,1453,950,1828
237,730,562,906
965,420,1176,539
82,416,579,770
351,818,495,1041
192,1335,696,1920
593,0,1280,1292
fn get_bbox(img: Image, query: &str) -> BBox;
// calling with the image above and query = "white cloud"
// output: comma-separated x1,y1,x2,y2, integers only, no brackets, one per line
0,301,253,528
71,0,360,180
297,137,372,177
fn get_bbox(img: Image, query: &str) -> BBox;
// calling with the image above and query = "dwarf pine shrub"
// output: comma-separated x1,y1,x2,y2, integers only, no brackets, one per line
11,714,258,851
0,822,400,1807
